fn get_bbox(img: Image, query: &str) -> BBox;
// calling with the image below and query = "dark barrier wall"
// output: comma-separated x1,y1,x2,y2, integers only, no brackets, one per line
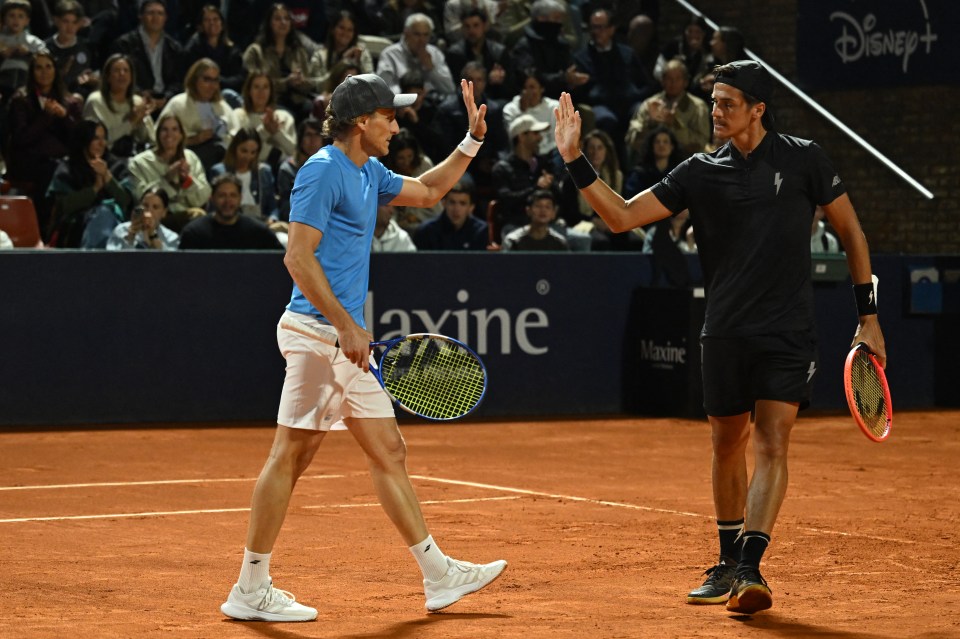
0,252,952,426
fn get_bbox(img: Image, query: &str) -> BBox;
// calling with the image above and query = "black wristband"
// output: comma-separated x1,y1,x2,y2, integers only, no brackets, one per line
565,153,598,190
853,282,877,316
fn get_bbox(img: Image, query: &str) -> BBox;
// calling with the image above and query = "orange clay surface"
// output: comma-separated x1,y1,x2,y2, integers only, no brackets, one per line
3,411,959,639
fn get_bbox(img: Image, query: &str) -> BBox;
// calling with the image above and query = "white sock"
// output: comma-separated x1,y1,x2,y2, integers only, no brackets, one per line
238,548,272,593
409,535,449,582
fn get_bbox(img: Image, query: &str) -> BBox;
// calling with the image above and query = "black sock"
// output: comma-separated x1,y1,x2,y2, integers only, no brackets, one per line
739,531,771,570
717,518,744,563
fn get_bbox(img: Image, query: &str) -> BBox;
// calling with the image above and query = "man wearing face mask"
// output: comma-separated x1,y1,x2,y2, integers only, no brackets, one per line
509,0,589,98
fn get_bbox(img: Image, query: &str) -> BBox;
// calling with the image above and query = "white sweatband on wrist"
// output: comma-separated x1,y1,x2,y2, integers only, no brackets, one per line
457,132,484,157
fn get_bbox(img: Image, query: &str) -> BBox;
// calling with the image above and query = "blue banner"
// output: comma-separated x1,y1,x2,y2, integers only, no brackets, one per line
796,0,960,89
0,252,946,426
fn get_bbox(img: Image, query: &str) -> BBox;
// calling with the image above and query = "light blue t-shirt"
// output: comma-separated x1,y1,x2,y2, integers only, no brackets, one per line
286,145,404,327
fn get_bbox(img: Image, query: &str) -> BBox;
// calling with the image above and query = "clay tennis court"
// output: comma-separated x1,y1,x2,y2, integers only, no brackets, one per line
4,411,959,638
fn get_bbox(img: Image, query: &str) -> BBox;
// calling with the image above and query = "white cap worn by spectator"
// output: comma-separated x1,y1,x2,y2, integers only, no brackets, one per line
508,113,550,140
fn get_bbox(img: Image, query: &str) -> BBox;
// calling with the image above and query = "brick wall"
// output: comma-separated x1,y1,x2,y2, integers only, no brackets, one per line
657,0,960,254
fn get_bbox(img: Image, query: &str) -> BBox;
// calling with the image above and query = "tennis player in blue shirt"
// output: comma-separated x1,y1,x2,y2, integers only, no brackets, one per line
555,61,886,614
221,74,506,621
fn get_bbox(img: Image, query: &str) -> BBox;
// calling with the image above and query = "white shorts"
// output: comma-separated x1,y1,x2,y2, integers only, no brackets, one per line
276,310,395,431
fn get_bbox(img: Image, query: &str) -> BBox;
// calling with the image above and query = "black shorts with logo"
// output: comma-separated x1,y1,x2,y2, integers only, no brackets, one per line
700,331,818,417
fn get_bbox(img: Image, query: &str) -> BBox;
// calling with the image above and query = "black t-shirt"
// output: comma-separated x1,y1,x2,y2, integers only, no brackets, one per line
178,215,283,250
652,132,846,337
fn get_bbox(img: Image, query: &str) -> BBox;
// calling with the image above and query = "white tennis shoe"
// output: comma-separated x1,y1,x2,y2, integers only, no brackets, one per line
221,581,318,622
424,557,508,612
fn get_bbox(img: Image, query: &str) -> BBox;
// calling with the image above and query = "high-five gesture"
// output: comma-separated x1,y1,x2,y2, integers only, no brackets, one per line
554,92,582,163
461,78,488,140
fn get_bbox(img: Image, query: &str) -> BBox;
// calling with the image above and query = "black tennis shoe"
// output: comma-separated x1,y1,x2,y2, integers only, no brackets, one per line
686,559,738,604
725,566,773,614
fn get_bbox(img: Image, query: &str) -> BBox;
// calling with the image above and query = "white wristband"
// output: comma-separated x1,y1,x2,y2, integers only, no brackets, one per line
457,132,483,158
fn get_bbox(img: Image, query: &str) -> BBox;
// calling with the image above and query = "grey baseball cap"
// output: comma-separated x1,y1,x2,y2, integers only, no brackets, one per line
330,74,418,120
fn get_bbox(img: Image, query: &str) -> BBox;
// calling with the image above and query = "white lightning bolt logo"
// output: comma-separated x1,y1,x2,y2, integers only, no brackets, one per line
774,172,783,195
868,290,874,305
807,362,816,383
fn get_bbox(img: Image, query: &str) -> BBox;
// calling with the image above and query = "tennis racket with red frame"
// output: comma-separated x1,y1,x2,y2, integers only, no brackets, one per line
843,343,892,442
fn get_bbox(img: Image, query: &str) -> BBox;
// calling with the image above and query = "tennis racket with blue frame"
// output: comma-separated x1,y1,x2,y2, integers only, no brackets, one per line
370,334,488,421
277,314,487,421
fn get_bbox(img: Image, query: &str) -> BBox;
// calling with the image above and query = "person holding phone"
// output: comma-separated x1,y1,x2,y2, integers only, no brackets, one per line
106,187,179,250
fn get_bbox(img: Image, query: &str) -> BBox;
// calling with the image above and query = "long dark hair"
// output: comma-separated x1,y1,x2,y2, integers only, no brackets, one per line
241,70,275,112
25,52,68,102
325,10,360,63
223,126,261,172
67,119,107,186
385,128,426,175
639,125,683,171
141,186,170,209
198,4,233,48
256,3,304,53
717,27,746,63
296,116,323,162
101,53,136,113
154,114,186,162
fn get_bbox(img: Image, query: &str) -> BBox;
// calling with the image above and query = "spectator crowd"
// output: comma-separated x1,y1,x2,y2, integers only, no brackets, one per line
0,0,840,255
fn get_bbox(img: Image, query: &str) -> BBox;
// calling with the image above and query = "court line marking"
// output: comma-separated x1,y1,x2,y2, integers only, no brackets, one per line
410,475,709,518
303,496,522,509
0,495,522,524
0,475,344,492
0,508,253,523
0,473,946,547
410,476,939,547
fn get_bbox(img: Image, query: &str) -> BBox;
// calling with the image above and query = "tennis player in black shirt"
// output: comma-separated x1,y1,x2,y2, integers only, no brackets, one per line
555,60,886,614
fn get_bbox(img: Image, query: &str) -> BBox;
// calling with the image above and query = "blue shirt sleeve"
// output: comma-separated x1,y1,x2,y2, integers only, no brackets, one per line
289,155,342,233
371,159,404,205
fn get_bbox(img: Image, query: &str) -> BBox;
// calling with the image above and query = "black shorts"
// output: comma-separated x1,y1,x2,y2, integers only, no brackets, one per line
701,332,818,417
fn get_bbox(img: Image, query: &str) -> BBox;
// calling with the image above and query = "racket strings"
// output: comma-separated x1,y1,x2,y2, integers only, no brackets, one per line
850,351,889,438
380,337,485,419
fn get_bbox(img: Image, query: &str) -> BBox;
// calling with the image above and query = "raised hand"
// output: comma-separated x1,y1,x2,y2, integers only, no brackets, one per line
263,106,280,134
554,92,582,163
461,79,488,140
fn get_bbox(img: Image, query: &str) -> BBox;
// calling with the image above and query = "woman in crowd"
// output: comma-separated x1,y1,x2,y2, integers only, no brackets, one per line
311,10,373,90
231,70,296,174
562,129,641,251
81,53,156,158
653,13,712,84
127,114,211,233
694,26,747,100
242,3,321,120
5,51,82,233
276,116,324,222
159,58,238,169
106,187,179,250
46,118,132,248
382,127,440,232
182,4,245,101
623,125,684,198
210,126,278,221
